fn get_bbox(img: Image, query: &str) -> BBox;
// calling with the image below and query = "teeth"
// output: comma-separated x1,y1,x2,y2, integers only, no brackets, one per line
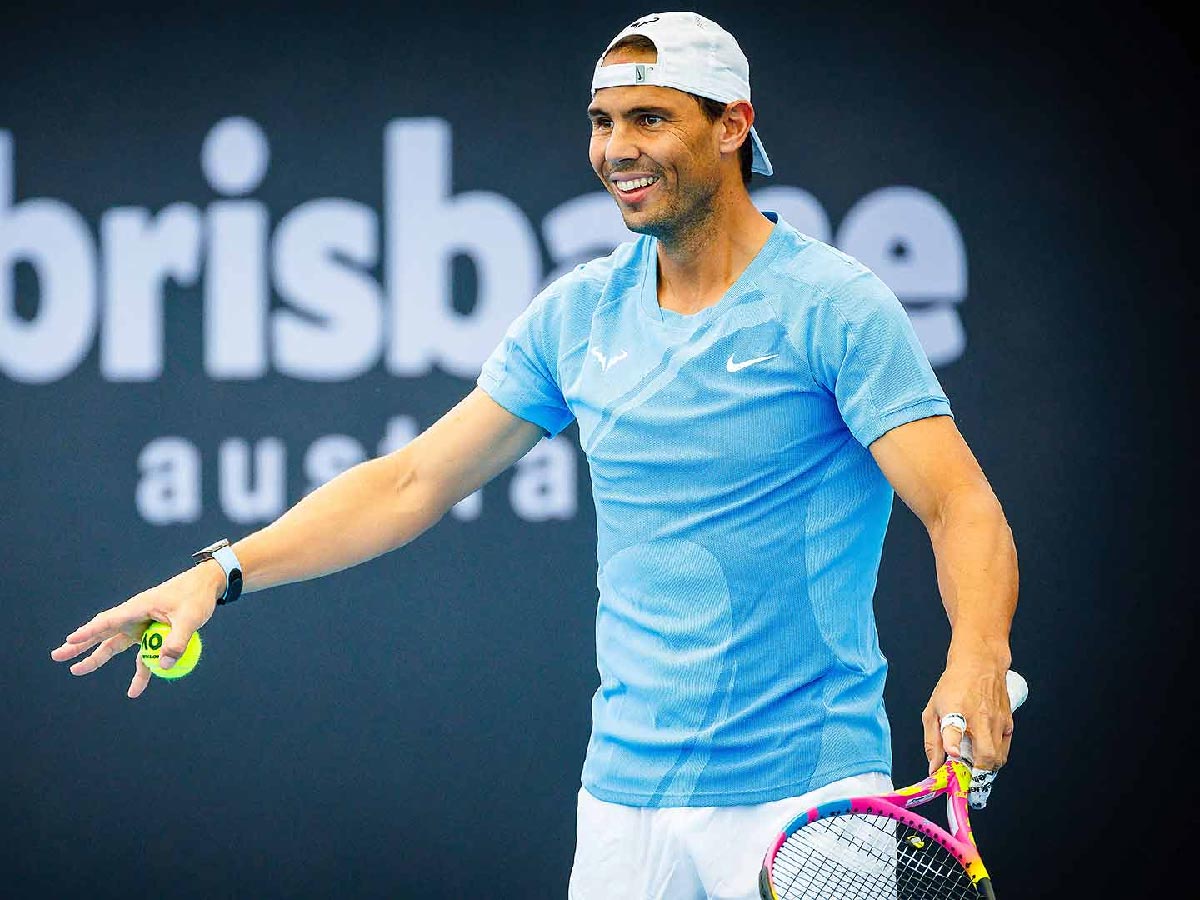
615,176,659,192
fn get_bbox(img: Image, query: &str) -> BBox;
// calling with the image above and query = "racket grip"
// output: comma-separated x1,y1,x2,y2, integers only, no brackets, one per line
960,670,1027,809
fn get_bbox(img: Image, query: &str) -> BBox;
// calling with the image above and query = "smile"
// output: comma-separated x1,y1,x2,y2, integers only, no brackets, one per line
614,175,660,193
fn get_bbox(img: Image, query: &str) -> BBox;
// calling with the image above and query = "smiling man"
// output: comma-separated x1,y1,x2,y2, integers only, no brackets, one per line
52,12,1017,900
516,14,1017,897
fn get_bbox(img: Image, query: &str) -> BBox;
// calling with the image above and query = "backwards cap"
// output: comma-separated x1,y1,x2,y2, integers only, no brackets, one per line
591,11,773,176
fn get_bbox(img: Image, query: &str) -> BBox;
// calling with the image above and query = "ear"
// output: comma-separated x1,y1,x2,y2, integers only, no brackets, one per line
717,99,755,157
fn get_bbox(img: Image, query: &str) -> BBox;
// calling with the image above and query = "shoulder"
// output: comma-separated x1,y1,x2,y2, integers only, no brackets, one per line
544,236,646,303
765,219,901,329
504,236,648,348
523,236,649,328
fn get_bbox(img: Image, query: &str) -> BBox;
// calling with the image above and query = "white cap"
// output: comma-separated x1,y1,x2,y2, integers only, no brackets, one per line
591,12,773,177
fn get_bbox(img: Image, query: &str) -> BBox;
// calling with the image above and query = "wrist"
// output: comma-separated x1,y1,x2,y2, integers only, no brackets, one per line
946,635,1011,669
195,558,228,601
191,538,245,605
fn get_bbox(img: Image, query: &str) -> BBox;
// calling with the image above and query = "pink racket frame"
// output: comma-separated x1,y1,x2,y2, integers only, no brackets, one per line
760,759,990,899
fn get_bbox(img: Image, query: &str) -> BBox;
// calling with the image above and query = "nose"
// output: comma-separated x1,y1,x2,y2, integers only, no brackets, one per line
605,120,640,168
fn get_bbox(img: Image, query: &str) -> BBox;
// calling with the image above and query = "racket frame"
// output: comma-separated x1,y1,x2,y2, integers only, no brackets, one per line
759,757,995,899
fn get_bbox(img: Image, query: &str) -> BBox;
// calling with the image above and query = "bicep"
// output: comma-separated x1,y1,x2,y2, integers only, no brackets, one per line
869,415,994,529
398,388,545,509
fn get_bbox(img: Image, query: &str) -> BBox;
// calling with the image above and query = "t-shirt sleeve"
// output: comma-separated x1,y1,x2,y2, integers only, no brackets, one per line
477,287,575,438
811,269,952,448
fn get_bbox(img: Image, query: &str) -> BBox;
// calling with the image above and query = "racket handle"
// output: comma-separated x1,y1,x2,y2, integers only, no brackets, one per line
1006,669,1029,712
960,669,1027,808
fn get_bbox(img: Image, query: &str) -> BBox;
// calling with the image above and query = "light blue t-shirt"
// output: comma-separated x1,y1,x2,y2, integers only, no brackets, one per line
477,213,952,807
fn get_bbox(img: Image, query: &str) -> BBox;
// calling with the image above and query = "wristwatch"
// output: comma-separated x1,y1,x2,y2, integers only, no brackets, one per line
192,538,244,606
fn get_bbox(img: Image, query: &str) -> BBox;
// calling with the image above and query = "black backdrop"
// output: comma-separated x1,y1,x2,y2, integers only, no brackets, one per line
3,2,1192,897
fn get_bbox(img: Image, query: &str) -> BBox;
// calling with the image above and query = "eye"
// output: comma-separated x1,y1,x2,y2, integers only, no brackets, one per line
590,117,612,132
639,114,663,126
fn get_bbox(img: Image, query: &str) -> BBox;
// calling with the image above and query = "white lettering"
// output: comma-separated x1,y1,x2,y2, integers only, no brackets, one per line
100,203,202,380
134,420,581,527
136,437,201,524
385,118,540,377
451,491,483,521
273,199,382,379
837,187,967,365
201,117,270,197
838,187,966,300
377,415,418,456
510,437,577,521
205,201,268,378
2,122,970,385
218,437,285,522
0,131,98,383
202,118,272,378
905,305,965,367
542,192,634,286
304,433,367,493
752,186,832,242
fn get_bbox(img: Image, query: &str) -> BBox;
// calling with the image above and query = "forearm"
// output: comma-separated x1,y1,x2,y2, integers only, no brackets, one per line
928,486,1018,668
230,449,447,594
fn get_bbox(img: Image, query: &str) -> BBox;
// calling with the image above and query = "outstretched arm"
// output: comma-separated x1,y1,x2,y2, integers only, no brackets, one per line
51,388,544,697
234,388,543,591
870,414,1019,773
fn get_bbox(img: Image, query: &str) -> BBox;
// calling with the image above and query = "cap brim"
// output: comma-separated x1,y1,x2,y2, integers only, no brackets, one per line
749,126,773,176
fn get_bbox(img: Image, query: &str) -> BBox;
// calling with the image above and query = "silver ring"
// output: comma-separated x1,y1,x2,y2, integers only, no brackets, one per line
939,712,968,732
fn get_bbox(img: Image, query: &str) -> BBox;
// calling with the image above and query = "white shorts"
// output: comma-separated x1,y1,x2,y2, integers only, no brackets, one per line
567,771,892,900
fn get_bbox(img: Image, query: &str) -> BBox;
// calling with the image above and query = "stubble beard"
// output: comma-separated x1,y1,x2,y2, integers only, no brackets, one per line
618,173,721,251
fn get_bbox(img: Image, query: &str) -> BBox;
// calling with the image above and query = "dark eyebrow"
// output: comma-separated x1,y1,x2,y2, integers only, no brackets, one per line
587,105,673,120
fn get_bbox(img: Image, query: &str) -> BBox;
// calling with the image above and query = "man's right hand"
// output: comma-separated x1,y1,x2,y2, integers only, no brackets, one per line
50,389,545,699
50,561,225,698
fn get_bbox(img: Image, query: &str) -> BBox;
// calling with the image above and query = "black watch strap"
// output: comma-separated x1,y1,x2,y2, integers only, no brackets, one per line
192,538,244,606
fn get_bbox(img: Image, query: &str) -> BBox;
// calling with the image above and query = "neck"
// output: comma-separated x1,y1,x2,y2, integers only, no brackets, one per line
655,182,774,316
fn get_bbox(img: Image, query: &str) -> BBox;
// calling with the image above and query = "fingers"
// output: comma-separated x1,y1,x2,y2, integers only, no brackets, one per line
964,696,1013,771
980,713,1014,772
65,604,132,647
51,602,139,662
1001,718,1014,761
128,653,152,699
967,714,1001,771
922,705,944,774
53,567,219,694
50,633,104,662
924,707,1004,773
940,713,967,763
157,612,203,670
67,632,138,676
924,667,1018,774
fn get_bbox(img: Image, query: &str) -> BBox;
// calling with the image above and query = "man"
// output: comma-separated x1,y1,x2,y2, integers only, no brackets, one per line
52,12,1017,899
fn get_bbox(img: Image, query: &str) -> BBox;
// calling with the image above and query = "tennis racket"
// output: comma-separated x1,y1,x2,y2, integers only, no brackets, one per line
759,670,1028,900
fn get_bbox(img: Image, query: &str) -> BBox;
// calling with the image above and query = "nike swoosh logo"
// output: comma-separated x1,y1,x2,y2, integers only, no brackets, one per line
726,353,778,373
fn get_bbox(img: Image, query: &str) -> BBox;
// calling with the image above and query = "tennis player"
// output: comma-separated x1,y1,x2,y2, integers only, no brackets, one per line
52,12,1018,899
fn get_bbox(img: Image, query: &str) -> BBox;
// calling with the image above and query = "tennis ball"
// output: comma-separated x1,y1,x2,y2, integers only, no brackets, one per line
139,621,202,679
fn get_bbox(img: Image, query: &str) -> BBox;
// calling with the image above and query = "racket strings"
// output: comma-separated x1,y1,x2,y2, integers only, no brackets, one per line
771,813,980,899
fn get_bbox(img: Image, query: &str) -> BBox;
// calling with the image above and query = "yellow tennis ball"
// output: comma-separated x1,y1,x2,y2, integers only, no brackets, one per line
139,621,202,679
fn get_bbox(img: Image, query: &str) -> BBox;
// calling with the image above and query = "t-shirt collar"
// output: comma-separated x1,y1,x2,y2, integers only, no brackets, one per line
638,211,784,329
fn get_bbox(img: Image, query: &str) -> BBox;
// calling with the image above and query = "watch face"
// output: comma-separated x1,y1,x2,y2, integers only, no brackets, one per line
195,538,230,558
